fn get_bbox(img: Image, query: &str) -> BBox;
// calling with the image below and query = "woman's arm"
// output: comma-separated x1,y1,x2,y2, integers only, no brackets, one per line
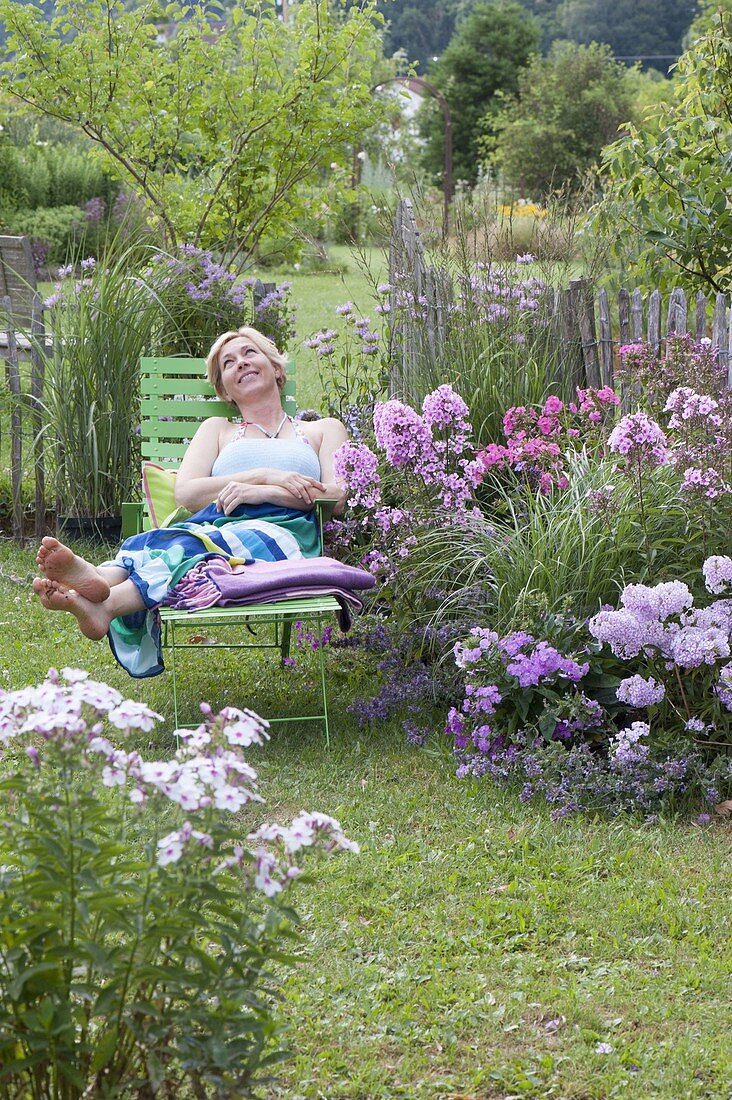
175,417,327,513
313,417,349,515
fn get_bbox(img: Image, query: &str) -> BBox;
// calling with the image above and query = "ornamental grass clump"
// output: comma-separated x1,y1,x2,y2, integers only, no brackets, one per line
0,669,357,1098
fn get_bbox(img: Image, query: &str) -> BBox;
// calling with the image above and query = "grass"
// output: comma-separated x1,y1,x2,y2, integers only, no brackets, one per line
1,539,731,1099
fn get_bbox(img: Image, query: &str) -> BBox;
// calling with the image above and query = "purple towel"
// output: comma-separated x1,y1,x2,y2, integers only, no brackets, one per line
163,555,375,631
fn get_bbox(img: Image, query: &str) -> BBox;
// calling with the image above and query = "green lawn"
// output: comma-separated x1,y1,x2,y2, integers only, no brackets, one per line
1,540,731,1100
265,244,387,411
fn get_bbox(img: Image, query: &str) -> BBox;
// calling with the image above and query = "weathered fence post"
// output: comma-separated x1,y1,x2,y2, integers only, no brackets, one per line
30,294,46,539
597,288,614,388
2,295,24,541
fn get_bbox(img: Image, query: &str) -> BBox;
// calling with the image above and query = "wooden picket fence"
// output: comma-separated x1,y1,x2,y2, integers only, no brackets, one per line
388,198,732,398
1,293,47,542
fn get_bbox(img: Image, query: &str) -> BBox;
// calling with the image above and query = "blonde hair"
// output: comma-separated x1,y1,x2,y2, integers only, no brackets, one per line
206,326,288,401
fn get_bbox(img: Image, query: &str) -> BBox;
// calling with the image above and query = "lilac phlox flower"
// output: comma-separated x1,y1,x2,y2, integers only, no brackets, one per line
702,555,732,595
669,625,730,669
685,717,709,733
516,253,535,264
333,441,381,508
607,412,668,466
335,301,354,315
616,675,666,707
621,581,693,621
610,721,650,769
589,607,669,659
421,384,470,430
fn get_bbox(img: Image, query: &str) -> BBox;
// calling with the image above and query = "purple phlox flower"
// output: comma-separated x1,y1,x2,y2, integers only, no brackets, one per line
333,441,381,508
616,675,666,708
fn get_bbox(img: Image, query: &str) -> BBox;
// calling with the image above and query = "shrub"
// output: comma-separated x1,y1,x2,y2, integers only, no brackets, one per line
0,668,357,1096
3,204,83,264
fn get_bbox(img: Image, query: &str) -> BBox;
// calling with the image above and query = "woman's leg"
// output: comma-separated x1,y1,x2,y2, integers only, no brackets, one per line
32,576,147,640
36,536,128,602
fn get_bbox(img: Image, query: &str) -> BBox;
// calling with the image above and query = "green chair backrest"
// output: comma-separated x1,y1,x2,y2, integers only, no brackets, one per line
140,356,298,467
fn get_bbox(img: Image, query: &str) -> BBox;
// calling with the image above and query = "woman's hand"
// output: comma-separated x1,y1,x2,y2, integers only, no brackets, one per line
268,470,325,503
216,481,264,514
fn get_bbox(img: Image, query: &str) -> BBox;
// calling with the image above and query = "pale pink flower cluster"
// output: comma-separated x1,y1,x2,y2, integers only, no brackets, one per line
0,671,359,888
703,555,732,595
607,412,668,467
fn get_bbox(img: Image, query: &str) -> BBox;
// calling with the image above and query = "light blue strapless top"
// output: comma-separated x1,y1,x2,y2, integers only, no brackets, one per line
211,437,321,480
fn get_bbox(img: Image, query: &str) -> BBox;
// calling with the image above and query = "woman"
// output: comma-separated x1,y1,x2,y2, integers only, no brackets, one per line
33,326,348,676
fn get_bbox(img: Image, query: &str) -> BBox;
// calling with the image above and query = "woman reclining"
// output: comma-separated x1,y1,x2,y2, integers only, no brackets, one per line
33,326,347,676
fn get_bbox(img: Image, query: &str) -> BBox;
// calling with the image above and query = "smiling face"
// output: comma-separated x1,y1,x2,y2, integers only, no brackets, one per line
220,338,278,399
206,326,287,403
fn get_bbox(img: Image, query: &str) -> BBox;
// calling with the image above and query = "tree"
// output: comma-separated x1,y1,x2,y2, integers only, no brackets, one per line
0,0,388,262
601,13,732,291
555,0,696,72
488,41,638,196
417,0,539,186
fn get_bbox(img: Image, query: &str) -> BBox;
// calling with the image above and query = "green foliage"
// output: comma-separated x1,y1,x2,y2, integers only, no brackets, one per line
600,13,732,292
488,41,639,197
0,0,389,262
418,0,540,186
0,136,118,214
2,204,83,264
555,0,694,71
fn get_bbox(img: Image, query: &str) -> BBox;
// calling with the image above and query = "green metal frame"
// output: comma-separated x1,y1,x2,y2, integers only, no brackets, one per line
123,356,339,739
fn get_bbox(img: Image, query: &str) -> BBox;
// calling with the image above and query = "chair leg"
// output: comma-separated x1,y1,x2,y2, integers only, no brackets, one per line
317,613,330,749
169,620,181,736
281,617,293,664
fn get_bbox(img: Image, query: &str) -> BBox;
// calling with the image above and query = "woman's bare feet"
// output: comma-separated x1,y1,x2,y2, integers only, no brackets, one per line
32,577,113,640
36,536,110,603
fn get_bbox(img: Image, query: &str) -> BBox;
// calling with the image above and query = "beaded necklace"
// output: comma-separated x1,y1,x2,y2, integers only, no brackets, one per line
238,412,290,439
